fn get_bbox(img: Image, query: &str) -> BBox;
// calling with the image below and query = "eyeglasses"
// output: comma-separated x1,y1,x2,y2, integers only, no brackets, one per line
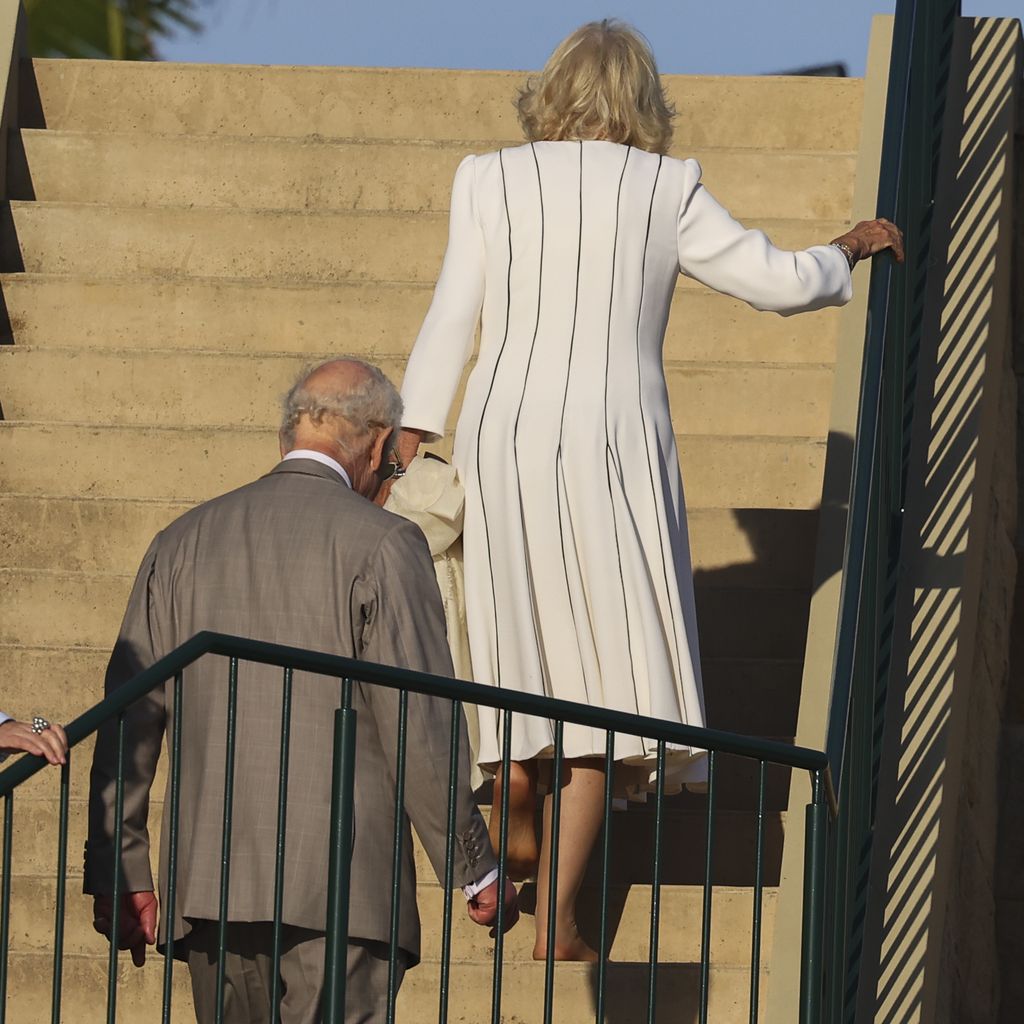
378,448,406,482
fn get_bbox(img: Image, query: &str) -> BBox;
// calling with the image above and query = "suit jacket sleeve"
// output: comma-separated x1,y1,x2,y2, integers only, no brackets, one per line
676,158,853,316
399,154,485,441
83,536,168,895
357,517,496,889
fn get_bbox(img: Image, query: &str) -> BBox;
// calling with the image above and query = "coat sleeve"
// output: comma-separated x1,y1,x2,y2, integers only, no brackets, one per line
83,537,168,895
357,518,496,889
400,154,486,441
676,158,853,316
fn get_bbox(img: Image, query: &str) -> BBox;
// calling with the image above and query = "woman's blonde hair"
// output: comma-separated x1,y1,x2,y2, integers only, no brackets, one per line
517,19,675,155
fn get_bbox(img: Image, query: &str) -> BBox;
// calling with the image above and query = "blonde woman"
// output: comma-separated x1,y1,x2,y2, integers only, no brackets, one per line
393,20,902,961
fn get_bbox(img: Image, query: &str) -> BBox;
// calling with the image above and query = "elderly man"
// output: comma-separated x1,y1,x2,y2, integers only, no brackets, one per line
85,358,517,1024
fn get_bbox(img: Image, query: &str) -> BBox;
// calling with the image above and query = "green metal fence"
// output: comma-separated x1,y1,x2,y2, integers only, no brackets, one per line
0,631,831,1024
820,1,960,1021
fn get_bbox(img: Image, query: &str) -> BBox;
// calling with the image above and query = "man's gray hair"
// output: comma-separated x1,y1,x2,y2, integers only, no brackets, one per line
279,357,403,455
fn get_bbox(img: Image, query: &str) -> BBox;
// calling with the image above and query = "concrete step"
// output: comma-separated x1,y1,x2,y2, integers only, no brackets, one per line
1,947,766,1023
6,776,784,893
2,871,774,965
0,202,847,284
10,130,856,221
3,951,194,1024
0,568,810,662
410,957,767,1024
0,273,845,366
0,424,826,507
24,58,864,153
0,347,835,438
0,496,817,589
0,645,801,741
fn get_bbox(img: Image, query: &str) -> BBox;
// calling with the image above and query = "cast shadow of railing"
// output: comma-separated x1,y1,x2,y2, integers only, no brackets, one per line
858,16,1021,1024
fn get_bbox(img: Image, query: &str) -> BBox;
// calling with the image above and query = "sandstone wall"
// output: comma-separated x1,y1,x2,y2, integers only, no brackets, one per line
994,118,1024,1024
938,327,1017,1024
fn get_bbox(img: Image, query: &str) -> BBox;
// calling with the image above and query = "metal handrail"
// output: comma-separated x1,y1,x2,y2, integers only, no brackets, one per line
0,629,831,1024
825,0,960,800
817,1,960,1021
0,631,828,796
824,0,920,794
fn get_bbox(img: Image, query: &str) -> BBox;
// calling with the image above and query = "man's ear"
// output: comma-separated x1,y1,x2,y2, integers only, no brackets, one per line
368,428,393,475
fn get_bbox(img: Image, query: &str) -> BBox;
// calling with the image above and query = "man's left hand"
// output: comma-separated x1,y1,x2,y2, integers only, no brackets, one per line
93,891,158,967
467,875,519,934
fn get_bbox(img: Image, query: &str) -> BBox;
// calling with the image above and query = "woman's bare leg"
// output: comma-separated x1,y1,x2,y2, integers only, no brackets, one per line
488,759,540,881
533,758,606,962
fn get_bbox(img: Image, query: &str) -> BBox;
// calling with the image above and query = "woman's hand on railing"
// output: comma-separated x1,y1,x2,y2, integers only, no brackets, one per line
0,718,68,764
467,875,520,934
92,891,158,967
831,218,906,265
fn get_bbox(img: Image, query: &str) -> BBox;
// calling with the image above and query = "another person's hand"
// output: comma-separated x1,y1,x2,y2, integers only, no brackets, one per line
374,477,397,508
0,719,68,765
831,218,905,265
92,891,158,967
374,427,429,507
467,875,520,934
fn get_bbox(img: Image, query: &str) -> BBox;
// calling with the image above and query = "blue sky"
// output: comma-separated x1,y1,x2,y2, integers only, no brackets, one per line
159,1,1024,75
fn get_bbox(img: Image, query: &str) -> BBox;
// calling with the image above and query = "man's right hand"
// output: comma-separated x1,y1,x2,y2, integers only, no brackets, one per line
92,891,158,967
467,875,520,934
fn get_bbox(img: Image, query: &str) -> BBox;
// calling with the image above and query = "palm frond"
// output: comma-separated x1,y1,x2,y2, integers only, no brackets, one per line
24,0,203,60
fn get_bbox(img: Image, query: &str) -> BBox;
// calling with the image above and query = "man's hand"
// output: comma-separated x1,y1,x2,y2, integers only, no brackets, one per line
467,876,519,934
0,720,68,764
93,891,158,967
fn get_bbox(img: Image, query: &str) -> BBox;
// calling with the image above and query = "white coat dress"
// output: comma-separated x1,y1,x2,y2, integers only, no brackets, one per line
400,140,852,794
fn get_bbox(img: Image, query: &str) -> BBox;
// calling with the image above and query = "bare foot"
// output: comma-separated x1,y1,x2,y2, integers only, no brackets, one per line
489,761,540,881
532,930,600,963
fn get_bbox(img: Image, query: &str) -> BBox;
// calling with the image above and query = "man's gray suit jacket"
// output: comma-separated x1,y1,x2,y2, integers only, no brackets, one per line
83,458,496,965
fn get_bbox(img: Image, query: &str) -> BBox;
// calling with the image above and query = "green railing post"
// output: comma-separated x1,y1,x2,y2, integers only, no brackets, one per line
698,749,717,1024
437,700,462,1024
800,771,828,1024
51,755,72,1024
595,730,615,1024
647,741,668,1024
543,721,565,1024
490,710,514,1024
0,793,13,1024
106,714,127,1024
323,685,358,1024
386,691,409,1024
749,760,767,1024
214,658,240,1024
162,672,184,1024
270,667,294,1020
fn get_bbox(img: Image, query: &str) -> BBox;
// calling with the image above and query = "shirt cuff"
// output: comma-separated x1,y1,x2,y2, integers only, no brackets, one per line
0,712,11,762
462,868,500,901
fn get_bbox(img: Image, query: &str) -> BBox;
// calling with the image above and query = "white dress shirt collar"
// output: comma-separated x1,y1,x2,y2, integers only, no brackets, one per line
282,449,352,489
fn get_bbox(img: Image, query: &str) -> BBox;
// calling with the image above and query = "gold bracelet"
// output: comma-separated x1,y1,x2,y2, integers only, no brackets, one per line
830,240,857,269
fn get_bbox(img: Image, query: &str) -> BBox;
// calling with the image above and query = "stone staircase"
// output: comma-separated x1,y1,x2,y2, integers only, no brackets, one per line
0,58,862,1021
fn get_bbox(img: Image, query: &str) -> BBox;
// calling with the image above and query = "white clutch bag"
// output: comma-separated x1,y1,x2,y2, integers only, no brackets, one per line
384,456,483,788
